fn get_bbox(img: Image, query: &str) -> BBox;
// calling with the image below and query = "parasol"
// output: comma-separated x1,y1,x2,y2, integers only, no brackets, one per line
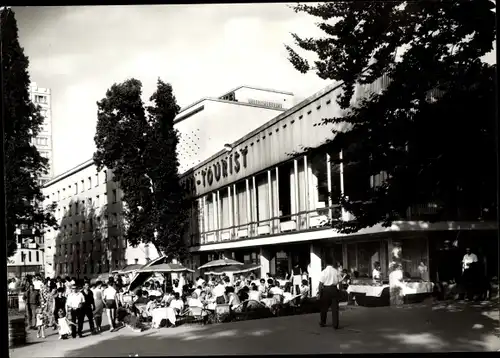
128,256,170,293
204,263,261,276
138,263,194,273
112,264,144,275
198,258,244,270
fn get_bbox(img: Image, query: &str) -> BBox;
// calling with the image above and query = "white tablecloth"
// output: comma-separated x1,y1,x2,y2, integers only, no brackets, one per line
346,285,389,297
402,282,434,296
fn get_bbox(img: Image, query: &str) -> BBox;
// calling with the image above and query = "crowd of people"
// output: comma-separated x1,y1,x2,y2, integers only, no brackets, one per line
119,272,313,330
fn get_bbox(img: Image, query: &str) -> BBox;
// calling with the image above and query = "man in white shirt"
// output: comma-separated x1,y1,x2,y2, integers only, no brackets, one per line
462,248,478,272
32,275,43,291
318,256,342,329
65,285,85,338
462,247,478,300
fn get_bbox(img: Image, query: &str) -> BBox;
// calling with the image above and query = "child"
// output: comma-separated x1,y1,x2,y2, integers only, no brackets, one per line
35,307,45,339
56,308,76,340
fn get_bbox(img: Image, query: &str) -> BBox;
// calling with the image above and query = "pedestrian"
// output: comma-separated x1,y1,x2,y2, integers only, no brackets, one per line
56,308,75,340
80,281,96,335
23,283,40,329
35,307,45,339
53,287,66,325
65,284,85,338
102,281,118,331
91,281,104,333
318,256,342,330
290,262,303,296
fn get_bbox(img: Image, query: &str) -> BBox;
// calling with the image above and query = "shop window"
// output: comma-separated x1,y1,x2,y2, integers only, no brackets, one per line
234,181,248,227
347,243,357,272
219,188,230,229
275,250,289,279
278,162,293,221
255,172,270,223
244,254,251,263
357,241,381,278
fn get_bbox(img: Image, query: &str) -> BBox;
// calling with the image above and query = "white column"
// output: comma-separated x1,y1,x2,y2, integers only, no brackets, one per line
303,155,309,229
275,167,280,232
245,179,251,232
216,191,221,231
267,170,272,223
202,196,207,232
228,186,233,236
310,243,322,297
232,184,237,230
252,176,257,225
326,153,333,218
212,192,217,232
340,150,349,221
259,247,270,278
293,159,299,217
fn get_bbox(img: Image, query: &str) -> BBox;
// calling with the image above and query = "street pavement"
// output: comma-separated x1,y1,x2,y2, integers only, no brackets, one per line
9,300,500,357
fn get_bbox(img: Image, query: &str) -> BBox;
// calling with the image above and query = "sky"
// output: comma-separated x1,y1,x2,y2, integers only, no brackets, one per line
14,5,496,177
14,4,328,176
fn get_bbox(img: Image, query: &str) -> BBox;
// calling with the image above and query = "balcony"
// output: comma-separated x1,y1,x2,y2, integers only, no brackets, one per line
195,205,341,246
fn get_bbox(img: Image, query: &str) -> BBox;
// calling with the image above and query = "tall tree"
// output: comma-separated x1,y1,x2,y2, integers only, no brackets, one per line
286,1,497,234
2,7,58,258
93,79,188,261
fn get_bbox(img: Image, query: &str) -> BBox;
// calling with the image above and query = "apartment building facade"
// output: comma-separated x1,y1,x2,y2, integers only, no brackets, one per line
41,86,295,278
180,79,498,295
7,83,54,277
30,82,54,184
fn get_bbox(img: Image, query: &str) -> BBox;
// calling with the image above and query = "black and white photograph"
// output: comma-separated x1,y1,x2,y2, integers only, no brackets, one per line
3,2,499,356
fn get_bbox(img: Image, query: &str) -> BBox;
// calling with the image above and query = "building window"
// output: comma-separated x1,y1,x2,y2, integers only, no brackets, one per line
219,189,230,229
112,189,117,203
96,195,100,207
28,251,32,262
103,170,107,183
135,258,139,264
57,191,60,201
255,172,270,223
35,95,47,104
95,174,99,187
75,183,78,194
68,204,72,216
88,177,92,189
112,213,118,227
81,180,84,192
62,188,66,199
278,161,293,221
205,194,215,231
75,202,79,214
310,152,329,210
35,137,48,146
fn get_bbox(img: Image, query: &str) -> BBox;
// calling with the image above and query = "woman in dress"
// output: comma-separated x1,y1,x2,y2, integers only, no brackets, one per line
39,278,51,329
46,279,58,329
91,281,104,333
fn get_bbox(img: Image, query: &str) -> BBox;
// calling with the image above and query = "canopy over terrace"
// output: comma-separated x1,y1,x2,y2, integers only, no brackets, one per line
128,256,170,293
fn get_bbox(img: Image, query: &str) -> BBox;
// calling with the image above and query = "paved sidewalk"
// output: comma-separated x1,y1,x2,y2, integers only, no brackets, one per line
9,301,500,357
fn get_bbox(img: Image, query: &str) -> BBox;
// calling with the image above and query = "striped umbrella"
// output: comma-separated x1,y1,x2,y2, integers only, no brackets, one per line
138,263,194,273
198,258,244,270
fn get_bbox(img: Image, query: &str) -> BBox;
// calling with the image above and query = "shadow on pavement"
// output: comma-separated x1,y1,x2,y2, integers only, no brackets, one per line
50,301,500,355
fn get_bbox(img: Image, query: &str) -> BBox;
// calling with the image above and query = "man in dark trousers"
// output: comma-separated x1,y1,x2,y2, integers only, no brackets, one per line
65,284,85,338
80,281,96,335
23,283,40,329
318,256,342,329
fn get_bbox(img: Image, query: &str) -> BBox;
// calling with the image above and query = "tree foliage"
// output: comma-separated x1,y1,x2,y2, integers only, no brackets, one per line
93,79,189,260
2,8,58,258
286,1,497,233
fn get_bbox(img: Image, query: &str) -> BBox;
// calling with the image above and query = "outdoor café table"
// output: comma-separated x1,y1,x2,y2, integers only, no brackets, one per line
402,281,434,296
347,284,389,298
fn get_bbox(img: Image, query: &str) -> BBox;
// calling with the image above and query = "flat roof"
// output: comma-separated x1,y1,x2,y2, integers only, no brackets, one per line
181,80,342,176
218,85,294,98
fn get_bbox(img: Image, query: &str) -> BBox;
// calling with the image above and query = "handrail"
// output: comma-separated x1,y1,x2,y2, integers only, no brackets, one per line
193,205,342,246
